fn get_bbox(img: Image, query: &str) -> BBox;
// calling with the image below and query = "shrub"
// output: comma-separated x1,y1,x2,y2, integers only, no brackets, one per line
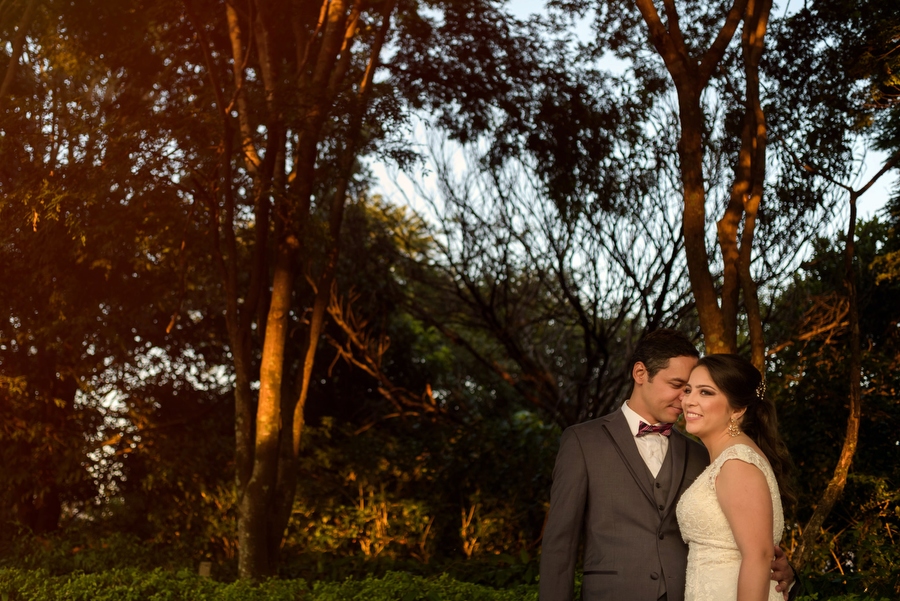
0,568,540,600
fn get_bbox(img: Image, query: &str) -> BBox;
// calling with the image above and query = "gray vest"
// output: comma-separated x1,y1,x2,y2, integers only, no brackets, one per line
651,446,675,598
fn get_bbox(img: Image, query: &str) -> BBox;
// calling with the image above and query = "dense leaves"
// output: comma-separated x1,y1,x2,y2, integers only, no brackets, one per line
0,0,898,596
768,219,900,597
0,568,545,601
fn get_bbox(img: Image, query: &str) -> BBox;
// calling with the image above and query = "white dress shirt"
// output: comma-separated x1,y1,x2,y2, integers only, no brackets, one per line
622,400,670,478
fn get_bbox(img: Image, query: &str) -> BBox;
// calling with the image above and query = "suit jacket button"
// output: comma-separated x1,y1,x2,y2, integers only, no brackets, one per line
655,482,662,488
650,572,659,580
658,504,664,510
658,533,664,540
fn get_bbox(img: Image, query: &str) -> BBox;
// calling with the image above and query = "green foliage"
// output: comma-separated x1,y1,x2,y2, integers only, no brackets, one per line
768,217,900,598
0,0,232,537
790,474,900,600
1,0,897,594
796,593,891,601
0,568,308,601
766,0,900,200
1,531,174,575
311,571,539,601
0,569,540,601
276,410,557,587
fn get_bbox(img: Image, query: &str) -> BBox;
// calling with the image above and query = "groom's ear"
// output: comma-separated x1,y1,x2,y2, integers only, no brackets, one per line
632,361,648,384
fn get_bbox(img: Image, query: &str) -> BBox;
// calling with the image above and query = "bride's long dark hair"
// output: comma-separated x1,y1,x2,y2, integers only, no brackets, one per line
696,354,797,508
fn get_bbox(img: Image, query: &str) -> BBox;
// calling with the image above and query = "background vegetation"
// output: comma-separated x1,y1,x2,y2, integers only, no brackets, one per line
0,0,898,598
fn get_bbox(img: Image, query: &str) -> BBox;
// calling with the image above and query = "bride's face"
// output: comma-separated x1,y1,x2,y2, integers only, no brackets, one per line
682,366,742,440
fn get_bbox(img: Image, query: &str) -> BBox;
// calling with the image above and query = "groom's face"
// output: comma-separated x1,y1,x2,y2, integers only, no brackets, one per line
631,355,697,424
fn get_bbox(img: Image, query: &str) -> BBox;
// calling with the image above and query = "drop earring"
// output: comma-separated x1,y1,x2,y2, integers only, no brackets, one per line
728,416,741,437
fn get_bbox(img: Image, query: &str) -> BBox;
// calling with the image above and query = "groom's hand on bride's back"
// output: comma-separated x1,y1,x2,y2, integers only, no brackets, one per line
771,545,795,601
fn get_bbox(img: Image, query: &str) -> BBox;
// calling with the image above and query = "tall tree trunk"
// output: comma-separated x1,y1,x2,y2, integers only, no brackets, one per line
677,85,731,352
270,0,396,561
233,0,399,578
191,0,397,578
239,231,298,578
188,0,290,578
635,0,775,357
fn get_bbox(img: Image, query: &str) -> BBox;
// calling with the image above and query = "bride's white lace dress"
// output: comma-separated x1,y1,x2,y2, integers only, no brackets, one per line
676,444,784,601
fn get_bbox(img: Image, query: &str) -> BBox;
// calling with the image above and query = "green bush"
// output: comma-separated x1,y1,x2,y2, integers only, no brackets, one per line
0,568,308,601
312,571,537,601
3,567,895,600
0,568,540,601
0,530,196,576
796,596,894,601
1,527,542,591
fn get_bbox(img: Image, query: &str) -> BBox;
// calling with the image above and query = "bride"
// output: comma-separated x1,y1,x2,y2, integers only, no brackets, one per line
676,354,797,601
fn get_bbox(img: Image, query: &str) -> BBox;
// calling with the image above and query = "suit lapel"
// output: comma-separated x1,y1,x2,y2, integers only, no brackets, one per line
663,429,689,511
602,409,656,505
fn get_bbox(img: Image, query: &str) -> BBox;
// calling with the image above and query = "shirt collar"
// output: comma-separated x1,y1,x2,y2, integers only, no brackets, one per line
622,400,664,437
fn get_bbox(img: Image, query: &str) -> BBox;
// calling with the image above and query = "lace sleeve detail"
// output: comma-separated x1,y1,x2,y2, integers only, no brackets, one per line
705,444,771,490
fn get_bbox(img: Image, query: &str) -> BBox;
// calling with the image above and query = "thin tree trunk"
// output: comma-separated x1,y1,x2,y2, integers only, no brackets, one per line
0,0,40,112
183,0,257,500
292,0,395,458
737,0,772,370
776,146,900,570
793,190,862,571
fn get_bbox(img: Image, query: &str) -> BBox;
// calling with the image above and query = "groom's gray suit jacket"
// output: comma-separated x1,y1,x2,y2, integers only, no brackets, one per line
539,408,709,601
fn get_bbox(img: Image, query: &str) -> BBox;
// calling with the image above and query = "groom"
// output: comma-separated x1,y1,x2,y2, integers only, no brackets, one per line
539,329,795,601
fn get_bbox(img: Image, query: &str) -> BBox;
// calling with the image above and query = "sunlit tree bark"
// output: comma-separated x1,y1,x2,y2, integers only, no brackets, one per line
784,150,900,569
633,0,771,363
185,0,400,578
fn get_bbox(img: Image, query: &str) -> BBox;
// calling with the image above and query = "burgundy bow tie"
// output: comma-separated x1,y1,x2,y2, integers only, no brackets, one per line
636,421,673,437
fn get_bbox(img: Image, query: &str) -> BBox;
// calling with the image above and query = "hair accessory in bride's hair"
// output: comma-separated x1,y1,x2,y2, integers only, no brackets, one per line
755,379,766,401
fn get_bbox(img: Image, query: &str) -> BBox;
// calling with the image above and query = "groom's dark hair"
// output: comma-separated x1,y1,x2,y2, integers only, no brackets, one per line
630,328,699,379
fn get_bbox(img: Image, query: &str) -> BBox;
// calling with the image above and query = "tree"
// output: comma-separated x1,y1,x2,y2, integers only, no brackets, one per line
396,1,826,424
0,0,215,534
1,0,570,577
768,216,900,596
531,0,834,365
402,133,695,427
180,0,542,578
185,0,401,577
775,151,899,569
616,0,770,364
763,0,900,570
